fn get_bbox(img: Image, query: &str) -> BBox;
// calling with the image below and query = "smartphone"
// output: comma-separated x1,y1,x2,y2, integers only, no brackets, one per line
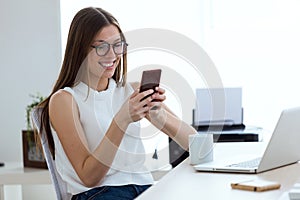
139,69,162,101
231,179,281,192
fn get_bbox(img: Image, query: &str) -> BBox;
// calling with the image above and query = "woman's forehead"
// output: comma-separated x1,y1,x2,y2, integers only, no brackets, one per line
94,25,121,42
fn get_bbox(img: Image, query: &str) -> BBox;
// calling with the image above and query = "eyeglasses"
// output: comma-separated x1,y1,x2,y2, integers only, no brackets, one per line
91,41,128,56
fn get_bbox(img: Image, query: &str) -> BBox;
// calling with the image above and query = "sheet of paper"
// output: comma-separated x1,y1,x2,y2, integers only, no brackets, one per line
194,88,242,126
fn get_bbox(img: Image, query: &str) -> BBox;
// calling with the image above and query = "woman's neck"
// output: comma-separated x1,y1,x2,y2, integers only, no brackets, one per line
82,77,109,92
96,78,109,92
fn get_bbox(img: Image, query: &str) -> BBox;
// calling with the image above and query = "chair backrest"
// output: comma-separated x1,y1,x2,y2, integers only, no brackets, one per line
31,107,72,200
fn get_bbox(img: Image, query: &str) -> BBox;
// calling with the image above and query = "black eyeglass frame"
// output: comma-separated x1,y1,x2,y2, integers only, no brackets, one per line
91,41,128,56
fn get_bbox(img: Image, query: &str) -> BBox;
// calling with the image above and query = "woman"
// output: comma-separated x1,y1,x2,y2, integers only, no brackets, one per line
38,7,196,200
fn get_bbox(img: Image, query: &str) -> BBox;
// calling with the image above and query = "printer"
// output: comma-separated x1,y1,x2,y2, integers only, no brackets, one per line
192,87,260,142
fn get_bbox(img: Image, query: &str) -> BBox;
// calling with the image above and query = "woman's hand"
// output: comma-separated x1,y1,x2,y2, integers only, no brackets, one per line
150,87,166,103
115,88,154,129
146,87,167,128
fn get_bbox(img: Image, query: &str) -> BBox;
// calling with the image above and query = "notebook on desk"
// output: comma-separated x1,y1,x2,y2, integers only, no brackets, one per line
194,107,300,174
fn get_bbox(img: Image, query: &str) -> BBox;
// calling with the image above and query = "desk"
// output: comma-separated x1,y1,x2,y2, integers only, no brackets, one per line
0,162,51,200
137,142,300,200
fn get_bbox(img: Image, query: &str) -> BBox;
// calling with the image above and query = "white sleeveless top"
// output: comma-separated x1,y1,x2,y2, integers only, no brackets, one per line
51,79,154,195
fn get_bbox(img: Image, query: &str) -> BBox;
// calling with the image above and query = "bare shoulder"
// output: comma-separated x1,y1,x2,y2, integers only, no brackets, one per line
49,90,77,118
49,90,79,128
49,89,73,108
129,81,140,90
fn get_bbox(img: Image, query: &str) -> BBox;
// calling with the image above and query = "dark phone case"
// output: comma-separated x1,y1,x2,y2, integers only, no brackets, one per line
140,69,161,101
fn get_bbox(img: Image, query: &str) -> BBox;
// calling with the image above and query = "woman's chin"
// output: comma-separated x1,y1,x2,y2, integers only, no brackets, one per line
103,68,116,78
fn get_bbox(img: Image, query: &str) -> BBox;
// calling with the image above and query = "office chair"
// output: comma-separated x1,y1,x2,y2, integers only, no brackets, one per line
31,108,72,200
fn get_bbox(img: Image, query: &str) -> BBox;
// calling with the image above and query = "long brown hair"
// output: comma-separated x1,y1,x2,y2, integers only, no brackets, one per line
38,7,127,158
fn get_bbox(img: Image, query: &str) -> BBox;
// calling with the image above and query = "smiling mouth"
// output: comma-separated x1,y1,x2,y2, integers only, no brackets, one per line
98,60,116,69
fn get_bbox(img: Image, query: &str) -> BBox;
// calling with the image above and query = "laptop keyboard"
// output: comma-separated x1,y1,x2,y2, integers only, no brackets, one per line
226,157,261,168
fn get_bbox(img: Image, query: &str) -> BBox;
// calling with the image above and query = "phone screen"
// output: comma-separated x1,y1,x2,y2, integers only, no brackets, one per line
139,69,161,101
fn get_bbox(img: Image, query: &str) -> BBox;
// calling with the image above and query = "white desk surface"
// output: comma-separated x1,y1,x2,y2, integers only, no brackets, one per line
137,142,300,200
0,162,51,200
0,162,51,185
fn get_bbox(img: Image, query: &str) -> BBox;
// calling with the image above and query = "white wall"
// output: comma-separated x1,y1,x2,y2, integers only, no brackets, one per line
60,0,203,53
201,0,300,131
0,0,61,162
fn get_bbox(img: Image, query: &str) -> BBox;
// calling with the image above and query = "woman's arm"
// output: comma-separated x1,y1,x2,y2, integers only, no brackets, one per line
145,87,197,150
49,88,154,187
147,103,197,150
130,82,196,150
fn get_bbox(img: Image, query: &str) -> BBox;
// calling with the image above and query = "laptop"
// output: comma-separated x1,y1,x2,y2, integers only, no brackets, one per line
194,107,300,174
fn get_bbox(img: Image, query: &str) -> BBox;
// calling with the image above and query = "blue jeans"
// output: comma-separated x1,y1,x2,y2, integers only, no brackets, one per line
71,184,152,200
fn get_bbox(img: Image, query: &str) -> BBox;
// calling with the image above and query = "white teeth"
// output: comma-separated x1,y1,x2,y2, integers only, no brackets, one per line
98,62,114,68
103,63,113,67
